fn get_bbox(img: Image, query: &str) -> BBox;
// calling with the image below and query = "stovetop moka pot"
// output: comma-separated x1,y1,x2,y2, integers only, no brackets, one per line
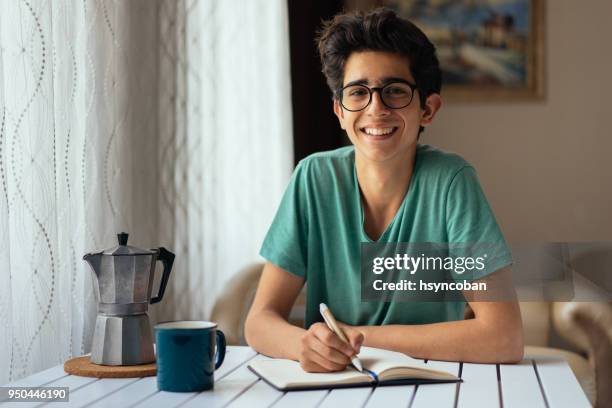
83,232,174,365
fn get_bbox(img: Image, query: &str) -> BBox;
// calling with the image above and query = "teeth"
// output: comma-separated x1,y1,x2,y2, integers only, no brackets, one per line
363,127,394,136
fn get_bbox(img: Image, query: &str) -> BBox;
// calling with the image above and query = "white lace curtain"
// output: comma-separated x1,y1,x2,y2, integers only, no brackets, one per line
0,0,293,383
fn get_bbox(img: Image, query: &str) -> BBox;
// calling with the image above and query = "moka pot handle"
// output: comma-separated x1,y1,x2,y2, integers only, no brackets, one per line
150,247,175,304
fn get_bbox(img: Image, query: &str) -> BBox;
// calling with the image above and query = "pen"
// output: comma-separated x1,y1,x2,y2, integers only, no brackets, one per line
319,303,363,372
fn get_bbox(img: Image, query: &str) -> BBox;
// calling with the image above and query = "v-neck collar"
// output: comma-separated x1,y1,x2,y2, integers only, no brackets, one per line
353,150,420,243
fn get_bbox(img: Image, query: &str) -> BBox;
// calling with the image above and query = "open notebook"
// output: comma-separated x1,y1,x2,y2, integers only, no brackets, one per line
248,347,460,391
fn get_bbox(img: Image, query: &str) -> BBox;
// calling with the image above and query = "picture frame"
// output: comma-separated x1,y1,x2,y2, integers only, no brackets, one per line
346,0,545,101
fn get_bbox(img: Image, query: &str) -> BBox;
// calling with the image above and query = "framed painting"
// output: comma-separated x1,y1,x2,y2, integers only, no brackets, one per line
346,0,545,101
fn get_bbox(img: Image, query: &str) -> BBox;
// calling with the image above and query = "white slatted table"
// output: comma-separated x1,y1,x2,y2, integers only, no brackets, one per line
1,346,591,407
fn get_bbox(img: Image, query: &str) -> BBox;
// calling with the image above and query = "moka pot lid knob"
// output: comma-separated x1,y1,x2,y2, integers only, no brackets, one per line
101,232,156,256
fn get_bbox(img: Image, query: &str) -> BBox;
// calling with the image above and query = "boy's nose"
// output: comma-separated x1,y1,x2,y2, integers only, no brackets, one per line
366,91,390,115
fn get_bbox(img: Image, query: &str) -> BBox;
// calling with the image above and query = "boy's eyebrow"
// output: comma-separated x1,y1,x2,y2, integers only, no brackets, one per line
344,78,368,87
343,76,412,87
381,76,411,85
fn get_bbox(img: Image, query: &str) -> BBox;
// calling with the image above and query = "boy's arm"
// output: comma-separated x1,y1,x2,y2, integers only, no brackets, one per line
244,262,306,360
351,266,524,363
244,262,363,371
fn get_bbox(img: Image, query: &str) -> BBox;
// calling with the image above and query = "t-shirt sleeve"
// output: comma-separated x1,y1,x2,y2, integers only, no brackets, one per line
445,166,513,280
259,161,309,278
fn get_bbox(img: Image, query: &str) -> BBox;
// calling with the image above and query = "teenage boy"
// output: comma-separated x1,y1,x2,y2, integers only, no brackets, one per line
245,8,523,373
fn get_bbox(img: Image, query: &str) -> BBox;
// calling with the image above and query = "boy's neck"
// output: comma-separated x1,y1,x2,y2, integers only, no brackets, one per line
355,146,417,207
355,146,417,239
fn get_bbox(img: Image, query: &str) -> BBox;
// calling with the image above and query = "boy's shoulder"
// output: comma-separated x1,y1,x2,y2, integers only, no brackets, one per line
300,146,354,163
415,144,473,179
296,146,355,174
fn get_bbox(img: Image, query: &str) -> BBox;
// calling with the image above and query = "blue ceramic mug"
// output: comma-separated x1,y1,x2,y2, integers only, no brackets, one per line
155,321,226,392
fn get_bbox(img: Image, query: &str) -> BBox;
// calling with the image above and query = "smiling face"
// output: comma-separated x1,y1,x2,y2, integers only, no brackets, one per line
333,51,440,165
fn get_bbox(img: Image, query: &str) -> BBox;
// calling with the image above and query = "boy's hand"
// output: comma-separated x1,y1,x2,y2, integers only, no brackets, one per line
298,322,364,372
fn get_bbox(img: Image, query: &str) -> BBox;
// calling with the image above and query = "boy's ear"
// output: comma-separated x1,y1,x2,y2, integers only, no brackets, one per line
333,99,346,130
420,93,442,127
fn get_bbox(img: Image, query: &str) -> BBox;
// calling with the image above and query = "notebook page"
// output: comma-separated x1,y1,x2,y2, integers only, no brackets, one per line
249,358,372,389
358,347,458,381
358,347,430,374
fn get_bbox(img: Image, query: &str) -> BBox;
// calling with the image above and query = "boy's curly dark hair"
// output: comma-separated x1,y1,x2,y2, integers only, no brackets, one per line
316,7,442,113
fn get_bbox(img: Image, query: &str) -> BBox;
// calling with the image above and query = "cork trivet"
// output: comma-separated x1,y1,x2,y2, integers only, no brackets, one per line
64,356,157,378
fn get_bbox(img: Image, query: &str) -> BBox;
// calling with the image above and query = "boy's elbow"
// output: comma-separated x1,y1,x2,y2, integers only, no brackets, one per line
497,327,524,363
244,312,257,349
508,334,525,363
244,309,268,351
501,341,524,364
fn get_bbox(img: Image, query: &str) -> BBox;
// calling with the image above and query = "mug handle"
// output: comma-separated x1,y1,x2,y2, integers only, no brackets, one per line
215,330,226,369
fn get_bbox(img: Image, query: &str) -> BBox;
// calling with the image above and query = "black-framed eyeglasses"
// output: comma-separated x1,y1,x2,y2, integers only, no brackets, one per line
336,80,418,112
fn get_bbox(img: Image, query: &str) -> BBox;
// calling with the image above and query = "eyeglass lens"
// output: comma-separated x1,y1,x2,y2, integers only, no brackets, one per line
341,82,414,111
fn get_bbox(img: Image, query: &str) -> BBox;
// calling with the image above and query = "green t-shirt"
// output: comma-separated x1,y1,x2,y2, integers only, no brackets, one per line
260,144,512,328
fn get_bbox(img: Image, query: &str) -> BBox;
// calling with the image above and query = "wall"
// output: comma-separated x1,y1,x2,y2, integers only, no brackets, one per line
428,0,612,242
